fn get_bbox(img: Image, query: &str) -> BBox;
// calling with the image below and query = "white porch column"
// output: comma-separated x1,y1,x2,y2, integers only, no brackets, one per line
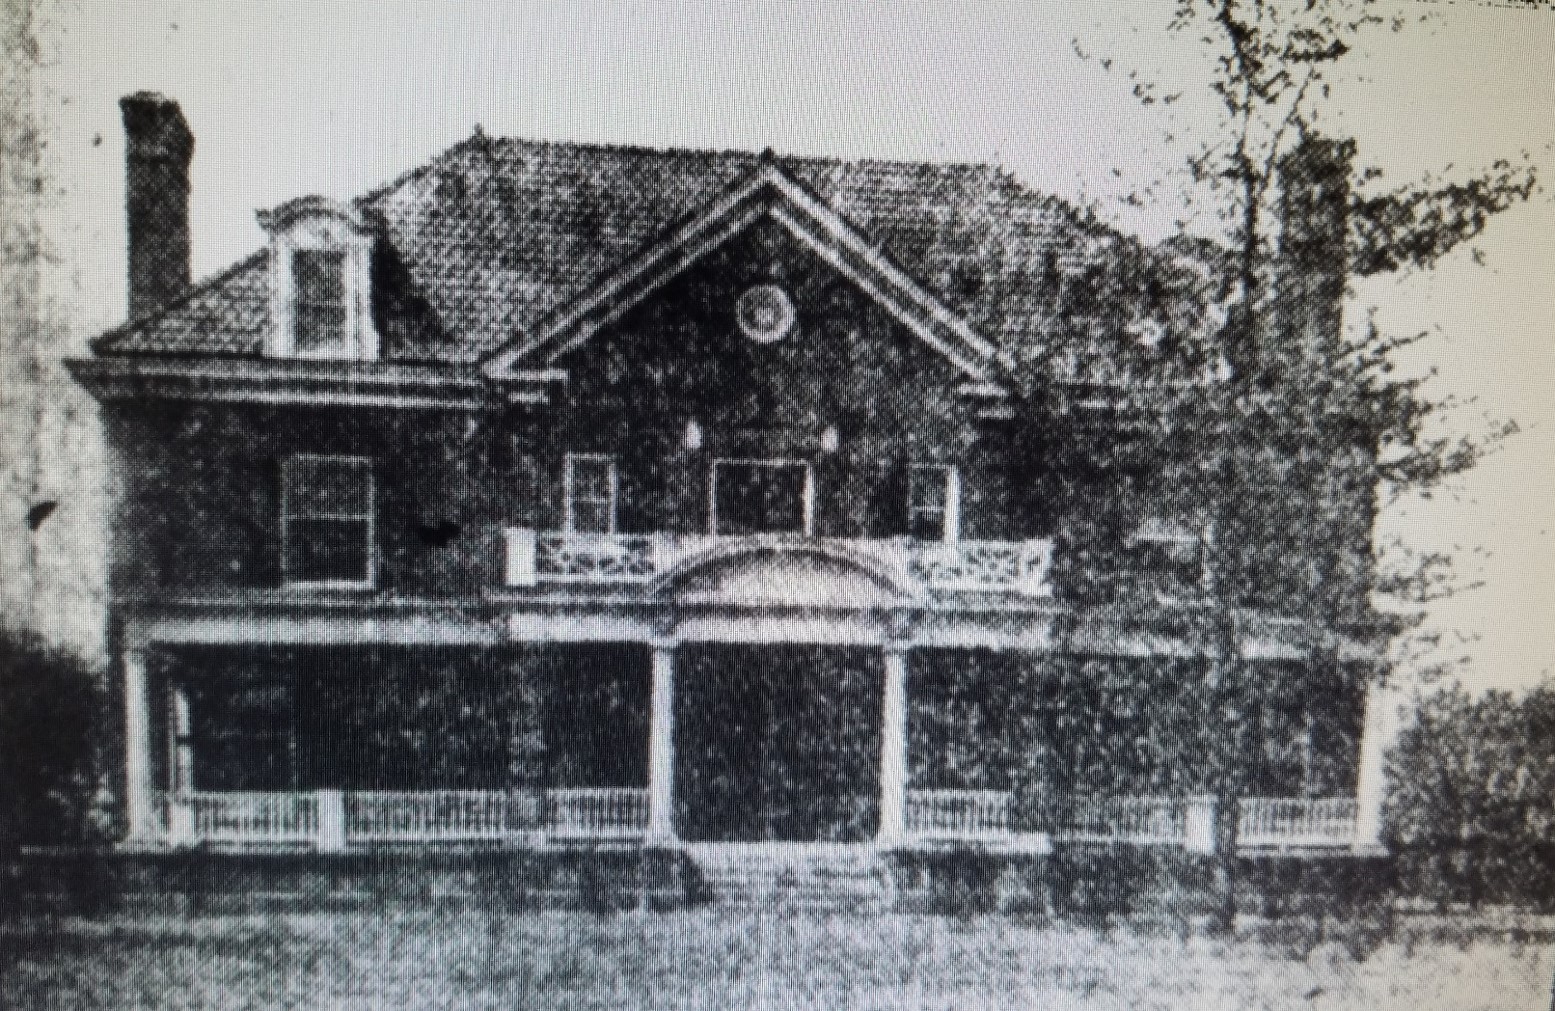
123,647,157,844
877,647,909,846
1353,678,1407,853
646,643,677,843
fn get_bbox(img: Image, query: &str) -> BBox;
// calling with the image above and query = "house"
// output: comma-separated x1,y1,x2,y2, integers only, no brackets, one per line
67,93,1399,907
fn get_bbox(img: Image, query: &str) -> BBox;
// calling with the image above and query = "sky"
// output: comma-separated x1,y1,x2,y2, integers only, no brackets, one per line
30,0,1555,691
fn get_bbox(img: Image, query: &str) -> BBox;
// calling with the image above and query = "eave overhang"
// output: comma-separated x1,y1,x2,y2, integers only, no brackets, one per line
66,355,566,411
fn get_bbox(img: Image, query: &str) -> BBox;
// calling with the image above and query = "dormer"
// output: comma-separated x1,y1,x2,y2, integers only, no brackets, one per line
258,196,379,360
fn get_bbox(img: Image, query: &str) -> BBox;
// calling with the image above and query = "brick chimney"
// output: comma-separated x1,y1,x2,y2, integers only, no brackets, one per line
120,92,193,320
1275,134,1355,379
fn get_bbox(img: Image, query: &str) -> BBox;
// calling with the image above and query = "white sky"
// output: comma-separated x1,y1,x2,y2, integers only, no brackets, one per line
33,0,1555,691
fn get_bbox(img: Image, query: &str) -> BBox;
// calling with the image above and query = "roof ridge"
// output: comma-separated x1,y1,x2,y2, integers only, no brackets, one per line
92,249,269,354
484,133,1001,175
355,130,491,209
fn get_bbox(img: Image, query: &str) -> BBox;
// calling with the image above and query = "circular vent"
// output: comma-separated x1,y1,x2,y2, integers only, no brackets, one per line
735,284,796,344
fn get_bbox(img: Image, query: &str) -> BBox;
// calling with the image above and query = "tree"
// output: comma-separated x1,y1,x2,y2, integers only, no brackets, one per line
1386,685,1555,909
0,625,105,920
1046,0,1538,930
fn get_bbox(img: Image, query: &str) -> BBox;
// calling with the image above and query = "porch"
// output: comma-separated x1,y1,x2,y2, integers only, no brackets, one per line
117,633,1396,862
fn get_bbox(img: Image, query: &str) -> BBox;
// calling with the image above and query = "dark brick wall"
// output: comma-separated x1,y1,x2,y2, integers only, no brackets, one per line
100,219,1035,597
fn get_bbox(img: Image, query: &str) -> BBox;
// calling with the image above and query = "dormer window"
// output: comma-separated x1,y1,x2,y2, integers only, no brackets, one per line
259,196,378,360
293,250,348,352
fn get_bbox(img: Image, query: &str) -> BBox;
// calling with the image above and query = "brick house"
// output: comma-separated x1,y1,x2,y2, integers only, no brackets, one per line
68,94,1398,903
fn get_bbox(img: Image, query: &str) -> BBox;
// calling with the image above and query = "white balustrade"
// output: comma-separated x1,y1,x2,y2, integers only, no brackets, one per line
908,539,1054,596
505,529,1056,597
1238,797,1358,849
905,789,1012,839
547,788,650,839
534,532,658,582
175,791,320,847
1062,796,1199,845
345,790,544,843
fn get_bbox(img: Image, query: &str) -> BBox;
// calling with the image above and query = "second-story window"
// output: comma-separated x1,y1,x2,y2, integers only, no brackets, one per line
908,464,960,542
293,250,348,354
1129,517,1205,595
280,455,375,587
564,454,618,533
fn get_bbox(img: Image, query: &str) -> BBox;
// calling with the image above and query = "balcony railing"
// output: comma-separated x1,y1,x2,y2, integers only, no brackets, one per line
157,788,647,851
503,529,1055,597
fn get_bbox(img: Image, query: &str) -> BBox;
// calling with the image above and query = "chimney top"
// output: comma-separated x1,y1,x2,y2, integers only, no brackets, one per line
120,92,193,163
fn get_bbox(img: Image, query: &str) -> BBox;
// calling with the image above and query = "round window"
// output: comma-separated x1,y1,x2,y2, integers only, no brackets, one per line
735,284,796,344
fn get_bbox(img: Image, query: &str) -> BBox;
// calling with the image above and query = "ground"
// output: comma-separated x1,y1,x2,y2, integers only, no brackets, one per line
3,910,1552,1010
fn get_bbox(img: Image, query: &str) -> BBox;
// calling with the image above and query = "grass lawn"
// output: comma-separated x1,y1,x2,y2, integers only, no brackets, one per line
3,910,1553,1010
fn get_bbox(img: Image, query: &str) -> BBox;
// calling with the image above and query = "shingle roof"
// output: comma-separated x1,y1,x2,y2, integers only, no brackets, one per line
95,133,1223,379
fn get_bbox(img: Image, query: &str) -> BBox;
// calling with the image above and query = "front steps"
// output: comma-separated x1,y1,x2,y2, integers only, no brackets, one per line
683,842,894,913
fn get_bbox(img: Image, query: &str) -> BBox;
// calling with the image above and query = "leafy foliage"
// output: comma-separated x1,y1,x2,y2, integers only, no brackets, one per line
0,626,104,849
1386,685,1555,909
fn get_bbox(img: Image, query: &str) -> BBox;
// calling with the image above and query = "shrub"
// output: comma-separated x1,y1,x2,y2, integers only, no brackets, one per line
0,627,105,850
1385,684,1555,909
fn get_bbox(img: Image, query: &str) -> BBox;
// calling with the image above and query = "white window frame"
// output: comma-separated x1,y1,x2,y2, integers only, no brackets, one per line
279,453,376,590
908,464,961,543
708,458,815,537
1129,517,1208,592
563,453,619,534
259,197,380,361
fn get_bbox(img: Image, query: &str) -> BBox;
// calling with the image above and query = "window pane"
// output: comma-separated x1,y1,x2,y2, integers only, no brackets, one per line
296,303,347,351
571,500,614,534
715,463,807,535
571,458,613,502
908,507,946,541
294,250,345,301
284,458,371,516
293,250,348,352
909,467,948,511
285,517,371,582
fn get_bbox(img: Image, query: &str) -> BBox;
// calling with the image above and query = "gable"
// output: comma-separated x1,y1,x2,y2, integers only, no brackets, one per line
480,163,1003,386
551,215,990,440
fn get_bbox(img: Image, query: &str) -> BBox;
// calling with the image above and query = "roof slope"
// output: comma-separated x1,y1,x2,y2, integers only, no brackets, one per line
96,133,1223,380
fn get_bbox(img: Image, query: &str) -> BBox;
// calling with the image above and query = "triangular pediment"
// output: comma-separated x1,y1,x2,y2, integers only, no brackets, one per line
481,164,1008,389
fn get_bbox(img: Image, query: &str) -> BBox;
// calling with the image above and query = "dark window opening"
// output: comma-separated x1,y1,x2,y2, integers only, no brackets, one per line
281,455,373,585
293,249,348,352
712,461,811,536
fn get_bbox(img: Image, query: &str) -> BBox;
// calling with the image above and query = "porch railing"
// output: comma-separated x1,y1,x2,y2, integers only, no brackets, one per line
1237,797,1358,849
504,529,1055,597
152,790,1358,852
157,788,648,850
172,791,319,848
905,789,1012,839
1056,796,1357,852
346,790,545,843
547,788,650,839
1060,796,1215,851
